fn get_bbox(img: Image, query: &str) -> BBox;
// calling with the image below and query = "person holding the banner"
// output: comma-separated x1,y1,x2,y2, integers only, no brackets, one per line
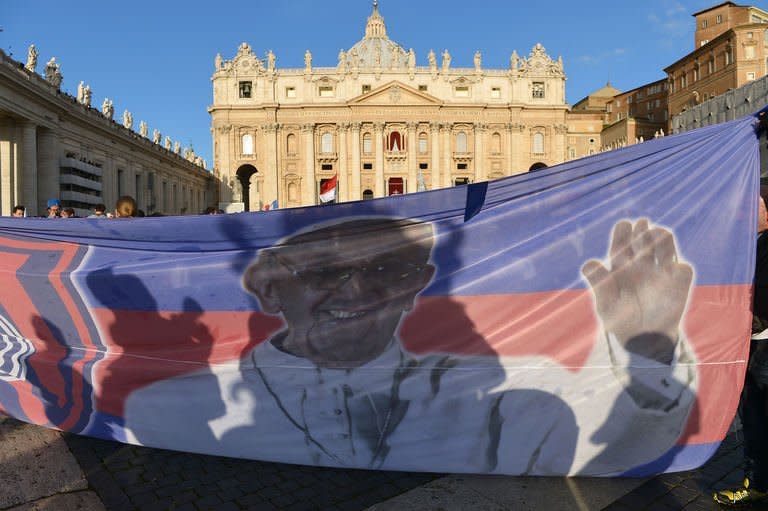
714,190,768,507
125,216,696,475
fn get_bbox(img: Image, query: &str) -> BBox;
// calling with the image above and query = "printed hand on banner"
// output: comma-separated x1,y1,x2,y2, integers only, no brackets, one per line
581,219,693,364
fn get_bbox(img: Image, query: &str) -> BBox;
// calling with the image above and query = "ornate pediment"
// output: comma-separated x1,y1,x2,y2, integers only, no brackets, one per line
228,42,265,76
518,43,564,78
348,81,441,106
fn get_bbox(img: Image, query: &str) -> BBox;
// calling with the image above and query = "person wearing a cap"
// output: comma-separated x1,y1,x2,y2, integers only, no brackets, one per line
46,199,61,218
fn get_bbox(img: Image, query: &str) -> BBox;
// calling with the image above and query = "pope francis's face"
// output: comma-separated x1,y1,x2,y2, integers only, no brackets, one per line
245,220,435,368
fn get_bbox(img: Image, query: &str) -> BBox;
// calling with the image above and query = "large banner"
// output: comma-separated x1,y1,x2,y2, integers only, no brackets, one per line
0,113,761,476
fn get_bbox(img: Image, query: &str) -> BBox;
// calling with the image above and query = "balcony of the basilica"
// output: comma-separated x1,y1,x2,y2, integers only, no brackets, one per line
316,152,338,164
452,151,474,162
384,149,407,161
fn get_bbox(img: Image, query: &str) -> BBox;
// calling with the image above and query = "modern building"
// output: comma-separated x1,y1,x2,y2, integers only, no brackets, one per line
0,49,213,217
665,2,768,125
210,3,599,210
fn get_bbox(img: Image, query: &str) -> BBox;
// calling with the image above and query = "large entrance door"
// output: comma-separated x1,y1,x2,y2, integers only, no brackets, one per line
236,164,258,211
388,177,404,195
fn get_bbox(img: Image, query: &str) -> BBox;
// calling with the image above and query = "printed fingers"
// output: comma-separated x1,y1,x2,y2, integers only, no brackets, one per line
582,259,620,306
609,220,633,270
630,219,655,269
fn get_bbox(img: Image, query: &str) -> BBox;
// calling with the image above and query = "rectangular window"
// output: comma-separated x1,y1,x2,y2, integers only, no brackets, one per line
318,86,334,97
419,163,428,169
321,164,333,171
455,177,469,185
701,19,708,28
418,85,428,92
708,59,714,73
285,86,296,98
239,81,252,98
748,72,757,81
457,164,468,170
532,82,544,98
725,49,733,65
363,137,372,154
418,138,428,153
716,14,722,23
748,31,754,39
746,46,756,59
362,84,371,94
363,163,373,170
490,87,501,98
454,86,470,97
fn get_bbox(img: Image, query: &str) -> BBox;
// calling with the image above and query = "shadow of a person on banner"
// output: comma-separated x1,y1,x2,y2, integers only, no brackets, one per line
85,268,221,445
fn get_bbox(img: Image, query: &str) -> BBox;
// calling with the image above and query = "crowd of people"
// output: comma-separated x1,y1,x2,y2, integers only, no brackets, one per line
7,197,224,219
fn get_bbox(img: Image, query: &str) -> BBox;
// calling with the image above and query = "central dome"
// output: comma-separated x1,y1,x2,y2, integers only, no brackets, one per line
345,2,408,69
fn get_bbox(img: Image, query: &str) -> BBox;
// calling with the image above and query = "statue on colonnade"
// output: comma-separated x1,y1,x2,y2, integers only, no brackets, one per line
25,44,38,72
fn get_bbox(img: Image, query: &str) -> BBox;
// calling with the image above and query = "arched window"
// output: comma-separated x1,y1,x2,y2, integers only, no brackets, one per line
362,189,374,200
388,131,403,152
456,131,468,153
242,134,254,155
286,133,297,155
288,182,298,201
491,132,501,154
321,132,333,154
533,132,544,155
418,132,428,154
363,132,372,154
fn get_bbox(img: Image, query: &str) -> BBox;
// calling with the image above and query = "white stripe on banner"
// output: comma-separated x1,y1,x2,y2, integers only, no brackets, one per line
0,313,34,382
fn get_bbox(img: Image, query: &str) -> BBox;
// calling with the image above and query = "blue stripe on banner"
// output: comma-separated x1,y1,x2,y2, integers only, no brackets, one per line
2,111,762,312
620,442,722,477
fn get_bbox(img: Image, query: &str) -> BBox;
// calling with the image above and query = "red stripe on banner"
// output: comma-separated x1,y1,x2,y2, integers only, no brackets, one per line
90,309,284,416
401,290,599,367
90,284,752,446
677,285,752,445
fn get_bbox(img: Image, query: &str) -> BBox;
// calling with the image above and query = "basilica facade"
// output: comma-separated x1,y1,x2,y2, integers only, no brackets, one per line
210,3,593,210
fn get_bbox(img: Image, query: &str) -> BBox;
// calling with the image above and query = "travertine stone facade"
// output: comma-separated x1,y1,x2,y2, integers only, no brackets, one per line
0,49,212,217
210,3,578,210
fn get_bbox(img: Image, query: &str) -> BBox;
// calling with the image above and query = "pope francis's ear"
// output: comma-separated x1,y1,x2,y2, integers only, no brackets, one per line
242,256,283,314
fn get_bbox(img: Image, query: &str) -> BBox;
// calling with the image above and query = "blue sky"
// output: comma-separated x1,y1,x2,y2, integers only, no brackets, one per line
2,0,746,167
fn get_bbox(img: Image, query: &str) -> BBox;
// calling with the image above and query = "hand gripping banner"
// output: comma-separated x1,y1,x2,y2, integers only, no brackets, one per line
0,112,761,476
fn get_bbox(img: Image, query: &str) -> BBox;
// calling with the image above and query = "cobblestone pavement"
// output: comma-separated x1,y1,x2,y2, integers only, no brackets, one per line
603,432,752,511
62,432,441,511
0,415,755,511
59,427,758,511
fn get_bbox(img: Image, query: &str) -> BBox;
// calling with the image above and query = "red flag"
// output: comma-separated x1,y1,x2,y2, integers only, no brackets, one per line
319,175,337,203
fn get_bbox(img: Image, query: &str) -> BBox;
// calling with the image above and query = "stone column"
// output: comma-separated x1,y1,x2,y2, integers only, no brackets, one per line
441,124,452,188
264,123,279,208
302,124,315,204
350,123,361,201
474,123,485,183
406,122,417,193
338,124,348,202
430,122,440,191
36,127,59,216
505,123,514,175
510,122,525,175
0,117,16,216
20,121,37,213
374,122,384,197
